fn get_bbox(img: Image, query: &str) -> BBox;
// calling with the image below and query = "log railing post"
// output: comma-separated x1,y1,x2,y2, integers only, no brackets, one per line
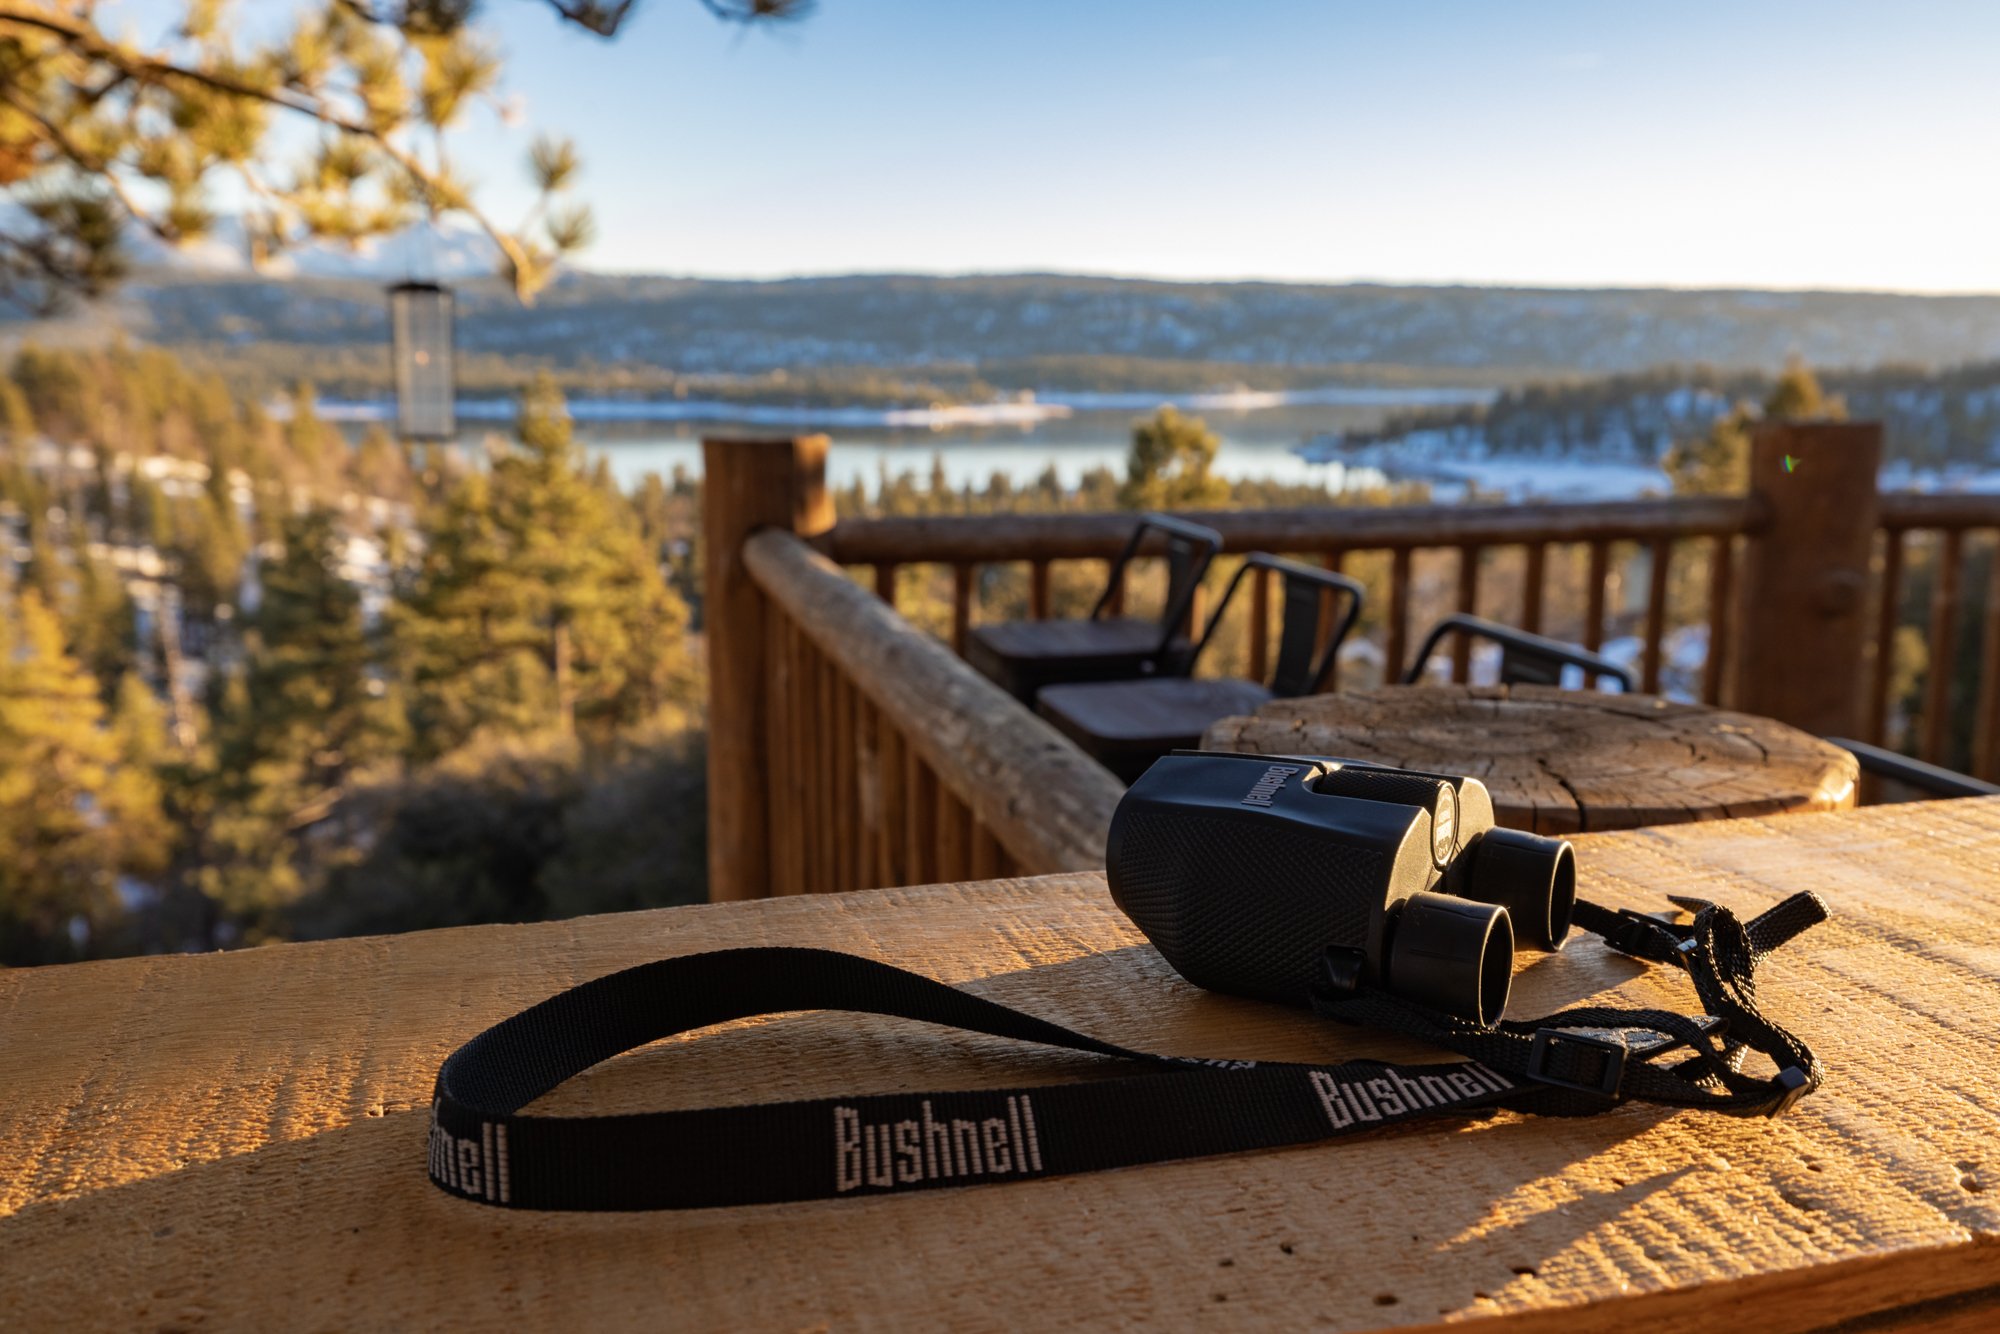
1732,421,1882,738
701,435,835,901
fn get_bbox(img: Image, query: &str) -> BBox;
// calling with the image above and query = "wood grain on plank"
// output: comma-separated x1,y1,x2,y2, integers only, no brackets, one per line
3,800,1997,1331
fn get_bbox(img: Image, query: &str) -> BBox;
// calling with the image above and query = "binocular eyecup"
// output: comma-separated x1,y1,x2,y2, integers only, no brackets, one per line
1461,828,1576,952
1386,829,1574,1023
1384,891,1513,1028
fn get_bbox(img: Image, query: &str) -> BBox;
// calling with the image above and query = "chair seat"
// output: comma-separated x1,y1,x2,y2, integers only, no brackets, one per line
966,617,1188,704
1037,678,1276,784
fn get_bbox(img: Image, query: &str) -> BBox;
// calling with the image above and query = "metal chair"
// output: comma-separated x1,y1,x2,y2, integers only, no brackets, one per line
1037,554,1366,784
1824,737,2000,802
965,512,1223,704
1403,613,1636,692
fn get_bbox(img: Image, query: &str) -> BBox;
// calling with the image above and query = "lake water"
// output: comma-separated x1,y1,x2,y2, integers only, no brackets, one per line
554,401,1400,496
373,389,1677,501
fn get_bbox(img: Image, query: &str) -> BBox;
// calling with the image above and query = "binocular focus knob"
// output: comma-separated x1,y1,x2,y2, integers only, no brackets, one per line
1311,767,1461,869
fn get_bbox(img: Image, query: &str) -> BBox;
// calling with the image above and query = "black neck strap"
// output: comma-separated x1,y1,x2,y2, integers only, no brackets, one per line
429,892,1825,1212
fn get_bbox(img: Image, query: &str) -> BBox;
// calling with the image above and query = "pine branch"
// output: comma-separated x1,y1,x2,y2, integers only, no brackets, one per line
0,4,541,297
0,85,178,244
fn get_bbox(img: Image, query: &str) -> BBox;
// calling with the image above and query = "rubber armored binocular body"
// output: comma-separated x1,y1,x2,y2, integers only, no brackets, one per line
1105,751,1577,1027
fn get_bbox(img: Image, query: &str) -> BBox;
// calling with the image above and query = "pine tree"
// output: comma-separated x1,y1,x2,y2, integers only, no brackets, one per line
283,383,331,481
352,424,415,504
0,378,34,450
1119,406,1230,510
396,375,693,760
0,592,163,963
174,490,250,615
225,507,401,796
67,556,140,697
201,508,402,940
1667,358,1847,495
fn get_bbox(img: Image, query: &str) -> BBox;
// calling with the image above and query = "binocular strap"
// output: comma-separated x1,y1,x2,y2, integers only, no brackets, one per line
429,893,1826,1212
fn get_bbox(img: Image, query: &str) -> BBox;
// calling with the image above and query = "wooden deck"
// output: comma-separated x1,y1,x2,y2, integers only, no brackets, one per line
4,799,1999,1330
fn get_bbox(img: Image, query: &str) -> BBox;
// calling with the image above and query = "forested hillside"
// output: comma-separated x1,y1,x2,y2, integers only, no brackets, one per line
108,271,2000,393
1334,361,2000,470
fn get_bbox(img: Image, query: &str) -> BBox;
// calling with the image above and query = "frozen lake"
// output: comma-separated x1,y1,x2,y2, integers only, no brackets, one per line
341,389,1694,502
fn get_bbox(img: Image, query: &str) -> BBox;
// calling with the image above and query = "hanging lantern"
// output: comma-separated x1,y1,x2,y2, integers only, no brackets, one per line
389,280,456,441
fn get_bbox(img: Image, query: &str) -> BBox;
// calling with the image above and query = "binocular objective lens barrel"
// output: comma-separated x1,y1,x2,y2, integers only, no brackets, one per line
1464,829,1576,951
1384,891,1513,1027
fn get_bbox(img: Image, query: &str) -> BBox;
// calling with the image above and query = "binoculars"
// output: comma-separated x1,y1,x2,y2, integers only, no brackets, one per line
1106,751,1577,1026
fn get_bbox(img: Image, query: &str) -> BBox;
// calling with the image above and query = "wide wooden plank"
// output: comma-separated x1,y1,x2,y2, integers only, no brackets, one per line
4,800,2000,1331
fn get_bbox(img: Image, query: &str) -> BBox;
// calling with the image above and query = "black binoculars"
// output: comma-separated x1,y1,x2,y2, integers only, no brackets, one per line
1106,751,1577,1026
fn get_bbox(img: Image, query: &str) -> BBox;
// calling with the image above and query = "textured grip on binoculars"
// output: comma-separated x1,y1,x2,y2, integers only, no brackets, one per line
1385,891,1512,1026
1311,767,1460,868
1465,829,1576,951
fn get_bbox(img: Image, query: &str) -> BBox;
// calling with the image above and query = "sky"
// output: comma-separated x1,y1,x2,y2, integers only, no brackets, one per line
128,1,2000,291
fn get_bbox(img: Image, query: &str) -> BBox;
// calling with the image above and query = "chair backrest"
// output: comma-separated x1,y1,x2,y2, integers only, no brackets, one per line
1402,613,1635,691
1191,553,1367,697
1824,737,2000,799
1089,513,1225,654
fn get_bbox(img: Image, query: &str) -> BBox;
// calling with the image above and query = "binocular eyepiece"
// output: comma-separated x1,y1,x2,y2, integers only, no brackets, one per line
1105,751,1576,1026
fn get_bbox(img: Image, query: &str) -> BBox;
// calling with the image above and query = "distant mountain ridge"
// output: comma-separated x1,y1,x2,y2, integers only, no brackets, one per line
116,264,2000,386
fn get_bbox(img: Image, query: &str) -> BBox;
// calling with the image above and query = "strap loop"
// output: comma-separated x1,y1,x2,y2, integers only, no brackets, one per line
427,890,1826,1211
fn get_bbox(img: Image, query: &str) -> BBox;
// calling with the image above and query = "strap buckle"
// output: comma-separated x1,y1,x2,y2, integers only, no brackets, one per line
1605,909,1690,962
1525,1029,1627,1100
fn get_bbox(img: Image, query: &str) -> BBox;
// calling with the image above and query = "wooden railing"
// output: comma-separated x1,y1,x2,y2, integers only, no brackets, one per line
818,495,1757,702
1874,493,2000,775
701,436,1124,901
704,424,2000,901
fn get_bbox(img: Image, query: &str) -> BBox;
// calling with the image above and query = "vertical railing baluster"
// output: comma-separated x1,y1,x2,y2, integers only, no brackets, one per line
832,671,855,894
1922,528,1964,765
1974,535,2000,781
853,683,871,892
1029,559,1051,620
936,783,970,883
1521,542,1546,636
816,640,836,892
1703,535,1734,706
1452,545,1480,682
1869,529,1904,748
874,563,897,606
1642,536,1671,695
764,605,792,895
1248,563,1271,683
1585,541,1610,652
1386,547,1412,684
970,823,1002,880
877,724,904,888
951,563,973,656
1319,550,1347,692
905,745,938,887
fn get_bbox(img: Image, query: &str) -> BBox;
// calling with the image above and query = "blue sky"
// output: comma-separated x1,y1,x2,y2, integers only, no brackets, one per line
141,1,2000,290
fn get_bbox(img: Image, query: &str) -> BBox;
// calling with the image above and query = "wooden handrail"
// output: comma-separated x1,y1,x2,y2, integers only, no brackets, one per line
814,495,1760,565
743,528,1124,875
1878,492,2000,530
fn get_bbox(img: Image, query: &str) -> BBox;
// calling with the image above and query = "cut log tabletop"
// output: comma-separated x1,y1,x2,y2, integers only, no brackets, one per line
1204,683,1861,834
6,800,2000,1331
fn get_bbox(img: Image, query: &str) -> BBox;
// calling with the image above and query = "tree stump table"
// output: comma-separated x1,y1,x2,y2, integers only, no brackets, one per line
1202,684,1859,834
